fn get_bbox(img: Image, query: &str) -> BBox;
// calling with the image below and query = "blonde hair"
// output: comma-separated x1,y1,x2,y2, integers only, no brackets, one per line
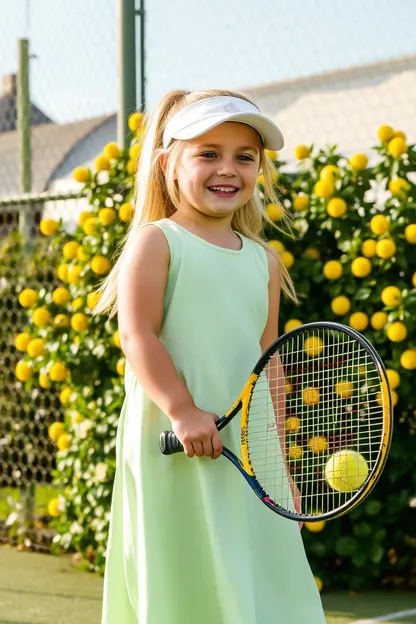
95,88,297,317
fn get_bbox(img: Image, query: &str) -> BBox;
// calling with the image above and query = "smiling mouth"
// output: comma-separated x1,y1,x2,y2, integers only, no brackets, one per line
207,185,239,196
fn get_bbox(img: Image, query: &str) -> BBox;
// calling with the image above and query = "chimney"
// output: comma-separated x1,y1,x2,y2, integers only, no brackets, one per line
2,74,17,97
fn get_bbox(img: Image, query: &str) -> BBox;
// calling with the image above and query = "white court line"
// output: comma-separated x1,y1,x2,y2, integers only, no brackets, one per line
353,608,416,623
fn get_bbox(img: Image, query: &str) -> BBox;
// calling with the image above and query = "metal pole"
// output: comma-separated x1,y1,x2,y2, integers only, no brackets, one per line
117,0,137,148
17,39,33,252
17,38,35,531
138,0,146,113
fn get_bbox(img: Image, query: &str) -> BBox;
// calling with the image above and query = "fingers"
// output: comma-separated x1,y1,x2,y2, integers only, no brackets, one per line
192,441,204,457
211,431,223,460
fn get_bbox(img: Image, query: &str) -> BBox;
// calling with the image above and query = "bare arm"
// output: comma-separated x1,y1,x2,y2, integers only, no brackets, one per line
117,225,223,459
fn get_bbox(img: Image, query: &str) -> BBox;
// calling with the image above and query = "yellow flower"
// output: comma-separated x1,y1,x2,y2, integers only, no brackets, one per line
303,387,320,405
113,330,121,348
294,145,310,160
98,207,117,226
377,125,394,142
15,332,31,352
39,219,58,236
400,350,416,370
72,166,89,183
265,149,277,161
95,154,110,171
335,380,353,398
119,202,134,222
405,224,416,244
91,255,111,275
267,203,285,221
413,272,416,288
62,241,80,260
361,240,377,258
288,444,303,460
387,137,407,158
49,362,69,382
77,246,89,262
392,130,406,140
376,239,396,259
320,165,339,182
117,358,126,375
47,498,61,517
71,313,89,332
314,180,334,199
72,297,83,311
386,369,400,390
126,159,137,176
78,211,94,225
54,314,70,328
281,251,294,269
27,338,45,357
18,288,38,307
327,197,347,218
59,387,73,404
370,215,389,235
381,286,401,307
293,195,309,212
304,248,320,260
349,153,368,170
387,322,407,342
87,291,102,309
371,312,388,330
284,319,302,333
305,521,326,533
52,287,70,305
129,143,142,161
57,263,69,282
39,374,51,389
32,307,51,327
388,177,409,196
57,433,71,451
304,336,324,357
67,265,82,285
285,416,301,433
349,312,369,332
103,142,120,160
308,436,328,453
128,111,144,132
331,296,351,316
315,577,323,593
15,360,33,382
323,260,343,280
268,240,285,253
351,257,371,278
83,216,98,236
48,422,64,442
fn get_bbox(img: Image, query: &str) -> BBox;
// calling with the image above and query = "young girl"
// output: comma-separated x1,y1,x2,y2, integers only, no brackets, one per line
97,89,326,623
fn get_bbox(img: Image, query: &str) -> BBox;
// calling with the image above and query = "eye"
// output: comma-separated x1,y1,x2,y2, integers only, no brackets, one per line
238,154,255,162
199,152,217,159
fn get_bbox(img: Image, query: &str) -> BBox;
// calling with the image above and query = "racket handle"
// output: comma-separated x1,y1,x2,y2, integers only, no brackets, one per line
160,431,184,455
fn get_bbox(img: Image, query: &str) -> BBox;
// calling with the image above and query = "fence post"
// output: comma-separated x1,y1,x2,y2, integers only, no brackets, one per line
117,0,137,148
17,37,36,531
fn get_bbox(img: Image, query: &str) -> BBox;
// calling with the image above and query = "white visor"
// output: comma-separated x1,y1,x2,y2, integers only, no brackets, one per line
162,96,284,151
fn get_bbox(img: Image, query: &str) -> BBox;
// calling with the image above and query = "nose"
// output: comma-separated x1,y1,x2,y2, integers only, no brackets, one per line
216,158,237,177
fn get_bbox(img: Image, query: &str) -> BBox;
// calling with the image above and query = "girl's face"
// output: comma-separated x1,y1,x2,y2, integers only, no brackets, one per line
174,122,261,221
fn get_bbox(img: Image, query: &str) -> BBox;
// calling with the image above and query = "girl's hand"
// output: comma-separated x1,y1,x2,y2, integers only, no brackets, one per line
170,407,223,459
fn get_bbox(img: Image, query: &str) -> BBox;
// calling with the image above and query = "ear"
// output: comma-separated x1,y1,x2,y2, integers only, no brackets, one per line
159,151,169,174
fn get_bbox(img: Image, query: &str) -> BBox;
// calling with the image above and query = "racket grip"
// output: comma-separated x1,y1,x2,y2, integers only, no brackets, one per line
160,431,185,455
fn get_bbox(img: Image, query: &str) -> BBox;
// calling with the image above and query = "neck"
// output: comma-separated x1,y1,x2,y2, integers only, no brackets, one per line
172,206,235,233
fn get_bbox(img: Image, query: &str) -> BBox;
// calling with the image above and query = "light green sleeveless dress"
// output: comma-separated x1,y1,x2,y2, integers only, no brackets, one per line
101,218,326,624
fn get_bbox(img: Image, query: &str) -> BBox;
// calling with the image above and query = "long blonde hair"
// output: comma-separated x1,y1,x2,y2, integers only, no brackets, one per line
95,88,297,317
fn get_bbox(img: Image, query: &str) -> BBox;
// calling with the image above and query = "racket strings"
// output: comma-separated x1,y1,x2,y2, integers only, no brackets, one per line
246,329,386,517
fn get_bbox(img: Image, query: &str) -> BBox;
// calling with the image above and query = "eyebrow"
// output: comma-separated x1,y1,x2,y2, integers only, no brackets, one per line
195,143,260,154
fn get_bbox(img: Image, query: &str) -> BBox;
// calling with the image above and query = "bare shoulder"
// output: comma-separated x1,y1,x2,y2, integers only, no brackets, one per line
264,247,281,282
121,224,170,268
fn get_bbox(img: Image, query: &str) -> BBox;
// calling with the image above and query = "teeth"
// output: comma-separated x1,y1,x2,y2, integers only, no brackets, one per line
210,186,237,192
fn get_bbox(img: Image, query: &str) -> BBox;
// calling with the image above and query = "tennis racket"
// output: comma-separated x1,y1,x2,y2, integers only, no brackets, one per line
160,322,392,523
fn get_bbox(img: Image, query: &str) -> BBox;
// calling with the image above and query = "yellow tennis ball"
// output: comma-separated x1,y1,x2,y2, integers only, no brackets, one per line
325,450,369,492
304,336,324,357
305,520,326,533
